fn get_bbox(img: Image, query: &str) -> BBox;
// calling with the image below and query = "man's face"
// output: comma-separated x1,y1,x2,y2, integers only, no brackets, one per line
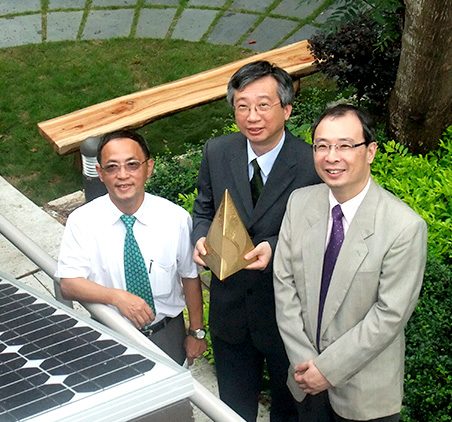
313,112,377,203
233,76,292,155
96,137,153,214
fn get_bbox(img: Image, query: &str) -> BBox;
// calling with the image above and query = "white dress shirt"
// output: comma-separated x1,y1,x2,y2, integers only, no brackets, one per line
325,178,371,247
247,132,286,183
56,193,198,324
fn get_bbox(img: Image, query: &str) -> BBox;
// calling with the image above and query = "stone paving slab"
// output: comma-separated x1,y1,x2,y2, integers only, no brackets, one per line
315,0,345,24
47,11,83,42
0,14,42,48
0,0,40,15
241,16,298,51
231,0,274,13
207,12,258,46
136,8,177,39
0,0,335,51
145,0,179,6
82,9,135,40
92,0,137,6
172,8,218,42
0,177,64,280
49,0,86,9
273,0,325,19
188,0,228,6
281,23,318,47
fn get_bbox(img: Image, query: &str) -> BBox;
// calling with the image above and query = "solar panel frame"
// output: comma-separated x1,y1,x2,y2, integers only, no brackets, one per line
0,270,194,422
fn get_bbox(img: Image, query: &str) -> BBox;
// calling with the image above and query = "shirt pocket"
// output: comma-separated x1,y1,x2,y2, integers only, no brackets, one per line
149,260,177,299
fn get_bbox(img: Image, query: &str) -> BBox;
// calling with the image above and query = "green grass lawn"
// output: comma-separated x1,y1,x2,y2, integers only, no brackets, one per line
0,38,253,205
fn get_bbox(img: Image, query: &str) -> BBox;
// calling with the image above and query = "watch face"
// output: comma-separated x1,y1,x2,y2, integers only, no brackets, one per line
192,329,206,339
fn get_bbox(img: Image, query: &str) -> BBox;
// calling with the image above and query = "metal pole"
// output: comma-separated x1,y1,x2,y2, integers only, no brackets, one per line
0,213,71,307
0,212,245,422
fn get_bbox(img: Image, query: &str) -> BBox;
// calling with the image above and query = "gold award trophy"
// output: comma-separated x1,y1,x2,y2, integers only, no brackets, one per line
203,189,256,280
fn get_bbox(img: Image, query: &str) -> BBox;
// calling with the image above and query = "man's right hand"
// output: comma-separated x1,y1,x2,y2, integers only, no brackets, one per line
113,290,155,329
193,237,208,266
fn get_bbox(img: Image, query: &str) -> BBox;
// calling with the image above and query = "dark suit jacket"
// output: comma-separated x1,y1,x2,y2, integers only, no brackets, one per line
192,129,321,346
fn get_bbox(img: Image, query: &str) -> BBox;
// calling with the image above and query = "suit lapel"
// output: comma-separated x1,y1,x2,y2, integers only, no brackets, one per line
303,190,329,338
227,135,254,221
320,180,380,337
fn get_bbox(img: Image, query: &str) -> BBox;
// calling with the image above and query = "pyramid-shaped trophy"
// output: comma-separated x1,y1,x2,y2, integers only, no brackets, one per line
203,189,256,281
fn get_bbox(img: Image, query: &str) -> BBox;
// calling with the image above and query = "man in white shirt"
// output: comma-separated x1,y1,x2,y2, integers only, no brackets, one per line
273,104,427,421
56,130,207,365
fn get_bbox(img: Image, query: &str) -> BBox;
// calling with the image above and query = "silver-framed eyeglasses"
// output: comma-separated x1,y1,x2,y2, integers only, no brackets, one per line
100,159,147,175
234,101,281,115
313,141,367,154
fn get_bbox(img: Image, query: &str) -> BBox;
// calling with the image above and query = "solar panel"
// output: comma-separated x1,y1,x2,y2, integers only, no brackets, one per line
0,271,194,422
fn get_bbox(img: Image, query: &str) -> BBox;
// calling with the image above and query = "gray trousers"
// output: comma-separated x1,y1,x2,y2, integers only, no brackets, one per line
146,312,186,365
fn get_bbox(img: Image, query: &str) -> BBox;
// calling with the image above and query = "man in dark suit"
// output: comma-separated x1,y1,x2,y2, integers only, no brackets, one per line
192,61,321,422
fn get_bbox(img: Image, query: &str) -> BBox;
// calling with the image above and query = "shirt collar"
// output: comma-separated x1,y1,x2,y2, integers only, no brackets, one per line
104,193,150,226
328,177,371,226
247,131,286,179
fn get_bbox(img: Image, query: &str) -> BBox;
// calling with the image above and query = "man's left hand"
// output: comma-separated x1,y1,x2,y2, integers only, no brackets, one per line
294,360,332,395
184,336,208,365
244,241,272,271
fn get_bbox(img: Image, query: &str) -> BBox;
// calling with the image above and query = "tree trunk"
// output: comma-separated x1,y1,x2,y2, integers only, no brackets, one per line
389,0,452,154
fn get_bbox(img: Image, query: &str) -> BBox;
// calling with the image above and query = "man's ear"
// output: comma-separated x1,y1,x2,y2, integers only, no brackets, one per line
284,104,293,121
367,142,377,164
96,164,104,182
146,159,155,179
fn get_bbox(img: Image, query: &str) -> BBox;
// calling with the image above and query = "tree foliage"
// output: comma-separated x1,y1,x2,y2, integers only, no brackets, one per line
318,0,404,46
308,13,401,105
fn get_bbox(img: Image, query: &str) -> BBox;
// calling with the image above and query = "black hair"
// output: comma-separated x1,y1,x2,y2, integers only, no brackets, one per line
311,104,376,145
97,130,151,164
226,60,295,108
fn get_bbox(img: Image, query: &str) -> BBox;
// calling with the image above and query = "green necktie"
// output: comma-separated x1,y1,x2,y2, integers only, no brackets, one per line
250,158,264,207
120,215,156,315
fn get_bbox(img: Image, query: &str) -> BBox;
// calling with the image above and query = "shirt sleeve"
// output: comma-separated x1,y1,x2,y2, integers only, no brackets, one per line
176,211,199,279
55,213,92,279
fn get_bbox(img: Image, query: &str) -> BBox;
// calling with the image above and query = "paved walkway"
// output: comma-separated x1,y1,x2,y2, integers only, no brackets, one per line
0,0,339,52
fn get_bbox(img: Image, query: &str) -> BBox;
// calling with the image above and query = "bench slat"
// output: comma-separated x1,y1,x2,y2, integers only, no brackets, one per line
38,41,315,155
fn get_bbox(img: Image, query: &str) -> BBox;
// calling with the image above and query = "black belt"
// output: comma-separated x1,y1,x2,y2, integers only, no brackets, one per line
140,316,173,337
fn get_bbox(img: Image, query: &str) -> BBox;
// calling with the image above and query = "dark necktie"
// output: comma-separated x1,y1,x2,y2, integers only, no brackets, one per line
250,158,264,207
121,215,156,316
316,204,344,349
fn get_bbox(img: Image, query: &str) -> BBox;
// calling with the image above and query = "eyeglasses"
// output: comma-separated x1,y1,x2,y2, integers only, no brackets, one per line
234,101,281,115
100,159,147,175
313,141,367,154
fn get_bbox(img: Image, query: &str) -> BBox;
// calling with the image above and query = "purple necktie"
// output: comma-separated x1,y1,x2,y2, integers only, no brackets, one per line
317,204,344,349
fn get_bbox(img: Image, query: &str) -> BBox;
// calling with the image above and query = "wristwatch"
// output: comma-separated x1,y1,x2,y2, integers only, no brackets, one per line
188,328,206,339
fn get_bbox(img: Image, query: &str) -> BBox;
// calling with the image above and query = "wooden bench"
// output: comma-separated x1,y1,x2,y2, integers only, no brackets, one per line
38,40,316,156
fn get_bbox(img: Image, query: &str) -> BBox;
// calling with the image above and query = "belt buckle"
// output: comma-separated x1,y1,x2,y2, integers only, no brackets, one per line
141,327,153,336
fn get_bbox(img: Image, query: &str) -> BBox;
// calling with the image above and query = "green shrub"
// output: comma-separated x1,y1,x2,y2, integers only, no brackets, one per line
371,133,452,264
402,251,452,421
145,146,202,205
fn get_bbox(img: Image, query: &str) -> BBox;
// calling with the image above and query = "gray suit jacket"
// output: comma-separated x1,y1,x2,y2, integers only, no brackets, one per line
192,129,321,345
273,179,427,420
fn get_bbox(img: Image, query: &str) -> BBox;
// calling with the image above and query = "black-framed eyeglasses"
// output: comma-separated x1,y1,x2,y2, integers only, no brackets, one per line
313,141,367,154
234,101,281,115
100,159,147,175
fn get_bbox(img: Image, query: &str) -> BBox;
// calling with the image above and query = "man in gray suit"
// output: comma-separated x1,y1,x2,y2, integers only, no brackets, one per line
192,61,321,421
274,104,427,422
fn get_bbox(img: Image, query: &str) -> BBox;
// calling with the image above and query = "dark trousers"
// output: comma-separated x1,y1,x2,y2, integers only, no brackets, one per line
143,312,186,365
212,331,297,422
295,391,400,422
